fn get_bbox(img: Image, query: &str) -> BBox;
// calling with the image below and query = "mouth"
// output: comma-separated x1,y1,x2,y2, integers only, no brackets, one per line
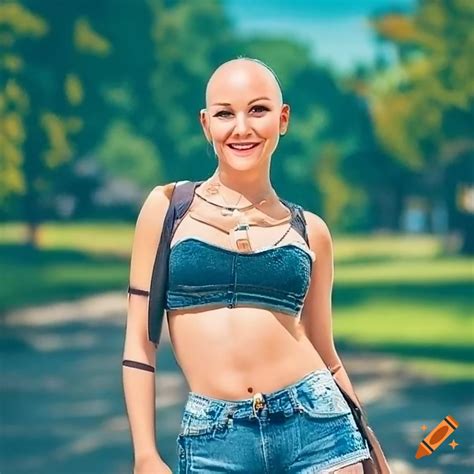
226,142,263,156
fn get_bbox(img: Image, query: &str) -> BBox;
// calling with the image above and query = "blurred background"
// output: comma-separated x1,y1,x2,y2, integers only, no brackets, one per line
0,0,473,473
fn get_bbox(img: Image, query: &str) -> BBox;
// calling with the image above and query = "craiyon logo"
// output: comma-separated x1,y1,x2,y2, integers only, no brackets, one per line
415,415,459,459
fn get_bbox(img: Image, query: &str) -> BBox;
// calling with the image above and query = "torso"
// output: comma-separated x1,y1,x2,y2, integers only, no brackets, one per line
167,182,328,400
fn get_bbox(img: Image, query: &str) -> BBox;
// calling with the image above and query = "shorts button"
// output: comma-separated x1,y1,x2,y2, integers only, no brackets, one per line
227,303,233,308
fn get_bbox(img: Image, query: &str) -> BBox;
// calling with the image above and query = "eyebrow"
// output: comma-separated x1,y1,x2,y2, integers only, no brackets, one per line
211,96,271,107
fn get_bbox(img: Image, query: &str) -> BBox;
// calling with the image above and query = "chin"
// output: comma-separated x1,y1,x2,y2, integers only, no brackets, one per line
228,162,259,172
228,157,264,172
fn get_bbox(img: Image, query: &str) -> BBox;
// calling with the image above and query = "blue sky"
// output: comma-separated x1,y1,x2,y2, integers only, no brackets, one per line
223,0,416,73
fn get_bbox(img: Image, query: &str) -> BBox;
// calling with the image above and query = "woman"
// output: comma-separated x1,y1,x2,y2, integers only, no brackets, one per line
123,57,373,473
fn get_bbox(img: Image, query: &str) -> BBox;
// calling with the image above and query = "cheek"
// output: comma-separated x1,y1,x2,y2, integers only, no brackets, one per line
256,115,281,137
209,122,230,140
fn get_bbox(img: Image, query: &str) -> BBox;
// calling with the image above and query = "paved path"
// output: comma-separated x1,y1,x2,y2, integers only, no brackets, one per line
1,293,473,473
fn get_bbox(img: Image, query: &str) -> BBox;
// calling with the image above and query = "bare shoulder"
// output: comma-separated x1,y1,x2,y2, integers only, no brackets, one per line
132,181,177,257
145,182,176,208
136,182,176,225
129,182,176,290
302,210,333,250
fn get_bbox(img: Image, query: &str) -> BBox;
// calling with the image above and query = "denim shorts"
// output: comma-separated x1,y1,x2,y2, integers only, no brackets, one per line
175,367,372,473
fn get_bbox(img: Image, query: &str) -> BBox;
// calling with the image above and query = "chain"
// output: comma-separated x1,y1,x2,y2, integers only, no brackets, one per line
194,178,293,252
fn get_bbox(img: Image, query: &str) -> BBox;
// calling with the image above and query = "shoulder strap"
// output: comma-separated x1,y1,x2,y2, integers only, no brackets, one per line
172,180,204,227
280,198,309,246
147,180,198,345
297,205,309,245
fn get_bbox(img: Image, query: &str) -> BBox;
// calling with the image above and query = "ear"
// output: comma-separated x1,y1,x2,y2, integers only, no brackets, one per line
200,108,212,144
280,103,290,135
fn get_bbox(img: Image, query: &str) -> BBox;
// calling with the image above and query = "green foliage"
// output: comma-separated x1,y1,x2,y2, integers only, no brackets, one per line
368,0,474,170
0,2,48,202
73,16,112,56
94,120,163,188
0,0,113,232
6,0,467,239
0,2,48,38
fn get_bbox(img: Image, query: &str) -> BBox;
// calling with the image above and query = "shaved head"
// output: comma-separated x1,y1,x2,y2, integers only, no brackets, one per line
199,57,290,170
205,58,283,108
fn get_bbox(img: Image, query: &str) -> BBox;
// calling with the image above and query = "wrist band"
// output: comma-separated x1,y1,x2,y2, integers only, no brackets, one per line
122,359,155,373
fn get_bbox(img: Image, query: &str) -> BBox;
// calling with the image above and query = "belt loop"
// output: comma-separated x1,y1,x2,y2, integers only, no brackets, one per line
226,407,235,428
288,386,303,413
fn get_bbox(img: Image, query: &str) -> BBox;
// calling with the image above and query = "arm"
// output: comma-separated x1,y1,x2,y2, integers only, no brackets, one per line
122,184,173,464
301,211,364,410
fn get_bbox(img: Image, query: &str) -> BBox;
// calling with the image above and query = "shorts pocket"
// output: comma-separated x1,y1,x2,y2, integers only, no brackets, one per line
297,376,352,419
178,409,226,438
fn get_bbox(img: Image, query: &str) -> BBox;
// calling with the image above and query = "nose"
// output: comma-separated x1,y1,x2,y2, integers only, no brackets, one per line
233,112,251,136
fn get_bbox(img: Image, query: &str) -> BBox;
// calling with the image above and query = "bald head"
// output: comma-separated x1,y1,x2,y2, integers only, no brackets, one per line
205,58,283,108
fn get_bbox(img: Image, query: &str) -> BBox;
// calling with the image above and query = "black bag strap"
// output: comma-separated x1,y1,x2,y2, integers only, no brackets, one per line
147,180,309,345
281,197,309,246
148,181,197,344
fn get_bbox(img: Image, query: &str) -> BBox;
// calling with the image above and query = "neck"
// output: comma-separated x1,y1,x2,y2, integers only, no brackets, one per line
208,168,275,205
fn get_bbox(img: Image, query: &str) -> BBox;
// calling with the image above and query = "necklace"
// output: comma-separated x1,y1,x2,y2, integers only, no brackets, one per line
202,179,276,252
195,186,271,214
217,184,243,217
193,178,292,252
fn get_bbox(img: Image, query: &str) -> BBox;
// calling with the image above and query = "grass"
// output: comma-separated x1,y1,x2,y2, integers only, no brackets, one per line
332,234,473,381
1,221,473,381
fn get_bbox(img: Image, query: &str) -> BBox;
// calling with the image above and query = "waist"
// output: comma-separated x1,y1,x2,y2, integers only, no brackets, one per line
183,367,334,418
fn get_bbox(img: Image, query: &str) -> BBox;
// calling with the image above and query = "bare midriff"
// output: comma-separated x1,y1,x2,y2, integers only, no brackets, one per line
167,306,327,401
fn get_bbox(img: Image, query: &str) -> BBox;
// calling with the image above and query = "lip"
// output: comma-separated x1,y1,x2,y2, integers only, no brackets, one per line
226,142,263,156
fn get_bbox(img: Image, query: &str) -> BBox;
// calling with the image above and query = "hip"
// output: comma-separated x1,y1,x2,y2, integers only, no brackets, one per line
176,367,371,473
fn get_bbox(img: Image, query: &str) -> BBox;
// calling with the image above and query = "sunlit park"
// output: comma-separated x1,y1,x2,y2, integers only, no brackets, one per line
1,0,473,473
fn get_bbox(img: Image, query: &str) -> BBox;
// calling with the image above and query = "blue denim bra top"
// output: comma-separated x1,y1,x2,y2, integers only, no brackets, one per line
165,236,315,317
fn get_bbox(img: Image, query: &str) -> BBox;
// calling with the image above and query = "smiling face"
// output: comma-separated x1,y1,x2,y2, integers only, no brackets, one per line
200,59,290,172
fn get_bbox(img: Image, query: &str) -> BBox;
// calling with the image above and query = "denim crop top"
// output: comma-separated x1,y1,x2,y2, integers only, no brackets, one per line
165,237,315,317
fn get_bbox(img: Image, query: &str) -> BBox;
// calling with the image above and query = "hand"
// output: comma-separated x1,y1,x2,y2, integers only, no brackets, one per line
133,452,173,474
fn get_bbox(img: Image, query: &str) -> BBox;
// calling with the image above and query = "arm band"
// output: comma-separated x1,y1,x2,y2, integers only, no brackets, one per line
127,285,150,297
122,359,155,373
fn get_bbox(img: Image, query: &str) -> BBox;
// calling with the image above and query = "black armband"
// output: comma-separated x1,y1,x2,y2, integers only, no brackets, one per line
122,359,155,373
127,285,150,297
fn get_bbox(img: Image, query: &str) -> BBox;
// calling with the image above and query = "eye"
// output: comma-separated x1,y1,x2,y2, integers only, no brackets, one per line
214,110,232,117
213,105,270,118
252,105,269,113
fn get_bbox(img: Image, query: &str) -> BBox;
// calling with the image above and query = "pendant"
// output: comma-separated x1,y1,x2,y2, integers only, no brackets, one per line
206,183,220,196
221,207,234,216
231,223,252,252
232,208,241,218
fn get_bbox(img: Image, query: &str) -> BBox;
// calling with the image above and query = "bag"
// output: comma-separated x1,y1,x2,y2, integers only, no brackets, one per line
146,180,308,345
329,364,392,473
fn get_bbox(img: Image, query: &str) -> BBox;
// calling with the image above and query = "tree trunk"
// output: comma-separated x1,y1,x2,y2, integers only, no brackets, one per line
25,221,40,249
23,188,41,250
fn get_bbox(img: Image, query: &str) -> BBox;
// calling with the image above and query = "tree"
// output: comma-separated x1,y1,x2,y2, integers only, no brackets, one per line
0,0,112,247
366,0,474,252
